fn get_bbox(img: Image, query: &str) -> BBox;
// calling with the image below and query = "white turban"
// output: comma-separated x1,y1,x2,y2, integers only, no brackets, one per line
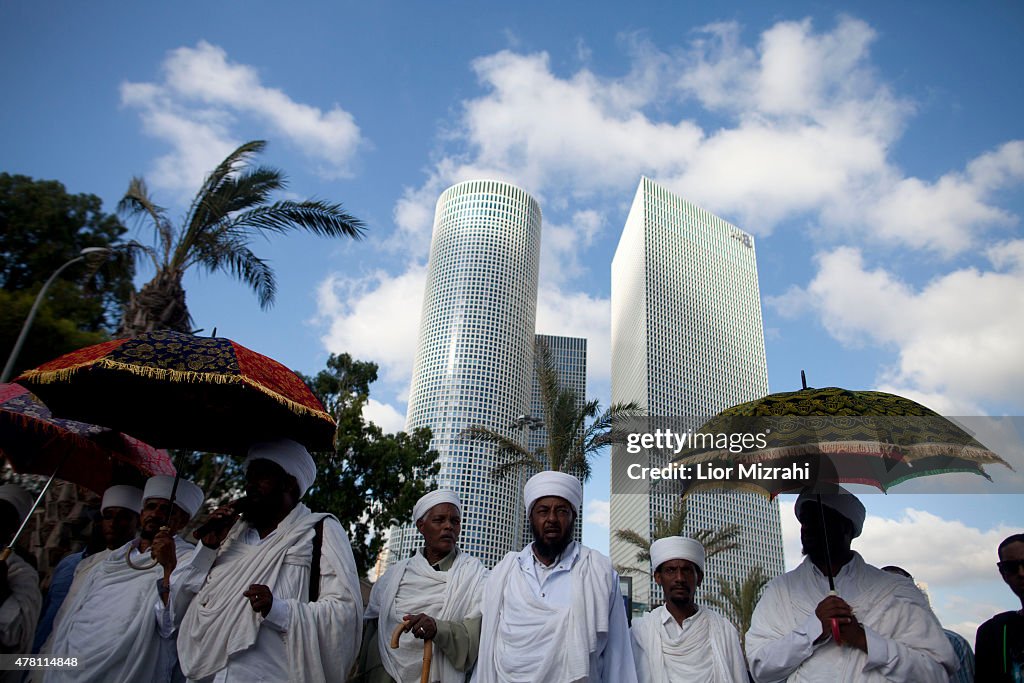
524,471,583,515
795,487,866,538
244,438,317,498
0,483,34,524
144,475,205,519
650,536,706,574
413,489,462,523
101,485,143,514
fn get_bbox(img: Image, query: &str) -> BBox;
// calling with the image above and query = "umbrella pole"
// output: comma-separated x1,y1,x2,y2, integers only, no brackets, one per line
816,493,836,592
1,451,72,561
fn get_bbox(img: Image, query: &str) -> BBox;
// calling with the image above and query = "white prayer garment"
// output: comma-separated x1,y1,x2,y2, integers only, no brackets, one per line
472,540,637,683
745,553,957,682
41,535,195,683
365,549,487,682
172,503,363,683
630,605,747,682
0,552,41,683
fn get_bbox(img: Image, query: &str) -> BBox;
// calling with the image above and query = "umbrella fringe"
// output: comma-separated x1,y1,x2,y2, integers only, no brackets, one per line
19,359,335,427
676,441,1009,468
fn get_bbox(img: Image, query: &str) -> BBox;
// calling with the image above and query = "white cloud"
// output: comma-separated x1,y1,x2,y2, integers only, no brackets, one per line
363,398,407,433
316,264,428,387
122,41,363,193
585,499,611,529
535,285,611,386
768,244,1024,410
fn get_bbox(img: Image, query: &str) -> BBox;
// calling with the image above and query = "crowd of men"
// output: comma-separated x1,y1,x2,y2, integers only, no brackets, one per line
1,447,1022,681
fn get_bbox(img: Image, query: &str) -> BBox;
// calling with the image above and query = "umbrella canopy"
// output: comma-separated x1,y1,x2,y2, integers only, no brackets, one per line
669,386,1011,498
15,330,335,454
0,382,174,493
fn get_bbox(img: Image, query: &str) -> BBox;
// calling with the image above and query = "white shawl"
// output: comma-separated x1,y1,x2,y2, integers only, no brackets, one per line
630,606,747,682
42,537,193,683
177,504,362,683
0,552,41,671
365,550,486,682
474,545,613,683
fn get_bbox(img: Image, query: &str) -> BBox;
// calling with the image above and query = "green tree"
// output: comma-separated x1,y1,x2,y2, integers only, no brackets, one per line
0,173,134,376
613,498,742,584
462,339,643,481
116,140,364,337
303,353,440,576
704,565,770,650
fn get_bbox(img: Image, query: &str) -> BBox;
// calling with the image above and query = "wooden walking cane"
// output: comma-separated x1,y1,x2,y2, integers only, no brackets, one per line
390,621,434,683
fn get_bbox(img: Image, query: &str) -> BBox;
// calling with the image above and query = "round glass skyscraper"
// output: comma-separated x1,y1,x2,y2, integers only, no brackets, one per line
385,179,542,569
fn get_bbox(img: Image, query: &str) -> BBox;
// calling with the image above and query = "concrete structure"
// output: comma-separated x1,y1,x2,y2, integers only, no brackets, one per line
386,179,542,569
609,176,784,609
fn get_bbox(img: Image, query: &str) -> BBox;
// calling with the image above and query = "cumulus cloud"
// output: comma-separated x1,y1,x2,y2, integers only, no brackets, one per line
363,397,407,433
585,499,611,529
535,285,611,386
316,264,428,387
769,244,1024,410
122,41,363,193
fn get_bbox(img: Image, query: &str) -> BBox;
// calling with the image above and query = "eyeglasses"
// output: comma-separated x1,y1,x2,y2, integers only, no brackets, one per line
997,559,1024,575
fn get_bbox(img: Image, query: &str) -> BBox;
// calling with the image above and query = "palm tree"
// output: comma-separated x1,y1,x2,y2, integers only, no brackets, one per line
461,339,643,481
613,498,741,578
704,565,770,650
116,140,364,337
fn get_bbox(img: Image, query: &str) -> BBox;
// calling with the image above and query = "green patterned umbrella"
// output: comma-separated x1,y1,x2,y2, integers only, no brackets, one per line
669,385,1011,497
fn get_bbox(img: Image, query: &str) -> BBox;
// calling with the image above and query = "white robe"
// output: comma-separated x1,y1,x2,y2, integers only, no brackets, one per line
472,541,637,683
41,536,194,683
745,553,956,682
630,605,748,682
0,552,41,683
365,549,487,682
173,504,362,683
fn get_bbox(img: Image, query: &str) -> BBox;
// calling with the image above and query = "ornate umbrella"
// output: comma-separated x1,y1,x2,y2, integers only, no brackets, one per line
0,382,174,560
15,330,336,454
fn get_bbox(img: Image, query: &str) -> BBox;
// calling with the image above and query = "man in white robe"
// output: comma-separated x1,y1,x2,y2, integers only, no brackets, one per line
745,488,956,682
359,489,488,682
0,483,42,682
473,470,637,683
42,475,203,683
630,536,747,682
169,438,363,683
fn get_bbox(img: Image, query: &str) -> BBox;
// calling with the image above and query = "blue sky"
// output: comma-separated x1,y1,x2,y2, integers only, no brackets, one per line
3,1,1022,640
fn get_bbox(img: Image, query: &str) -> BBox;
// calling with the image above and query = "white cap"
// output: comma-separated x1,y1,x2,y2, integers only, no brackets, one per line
144,476,204,519
0,483,34,523
650,536,706,574
244,438,316,497
524,471,583,515
413,489,462,523
795,487,866,538
101,485,143,514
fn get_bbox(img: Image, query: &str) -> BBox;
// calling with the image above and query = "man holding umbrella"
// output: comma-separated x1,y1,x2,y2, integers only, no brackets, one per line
745,488,956,682
168,438,363,683
0,483,42,673
42,475,203,683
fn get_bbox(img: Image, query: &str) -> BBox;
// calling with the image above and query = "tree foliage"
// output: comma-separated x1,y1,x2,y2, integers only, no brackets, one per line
613,498,742,586
116,140,365,337
0,173,134,376
462,339,643,481
704,565,770,649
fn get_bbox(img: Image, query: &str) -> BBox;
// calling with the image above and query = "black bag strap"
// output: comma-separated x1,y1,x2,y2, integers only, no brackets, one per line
309,517,325,602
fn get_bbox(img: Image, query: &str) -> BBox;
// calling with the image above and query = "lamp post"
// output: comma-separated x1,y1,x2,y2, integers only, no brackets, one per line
1,247,112,383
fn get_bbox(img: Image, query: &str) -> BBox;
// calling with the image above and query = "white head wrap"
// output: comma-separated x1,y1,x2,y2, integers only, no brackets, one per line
413,489,462,523
244,438,316,498
650,536,706,574
524,470,583,515
101,485,143,514
795,487,866,538
144,475,205,519
0,483,34,524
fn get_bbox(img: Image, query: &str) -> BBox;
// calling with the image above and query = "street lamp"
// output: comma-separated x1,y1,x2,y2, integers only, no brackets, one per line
1,247,113,383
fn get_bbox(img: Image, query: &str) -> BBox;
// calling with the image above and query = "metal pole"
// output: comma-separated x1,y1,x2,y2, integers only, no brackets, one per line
1,247,112,383
0,451,72,561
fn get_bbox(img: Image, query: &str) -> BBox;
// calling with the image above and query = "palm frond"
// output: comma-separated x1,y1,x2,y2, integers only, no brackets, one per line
225,200,366,239
118,177,173,262
613,528,652,563
191,238,276,308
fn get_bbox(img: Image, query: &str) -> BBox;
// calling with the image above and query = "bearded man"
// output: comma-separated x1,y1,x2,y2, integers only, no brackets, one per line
745,488,955,682
472,470,636,682
359,489,488,682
